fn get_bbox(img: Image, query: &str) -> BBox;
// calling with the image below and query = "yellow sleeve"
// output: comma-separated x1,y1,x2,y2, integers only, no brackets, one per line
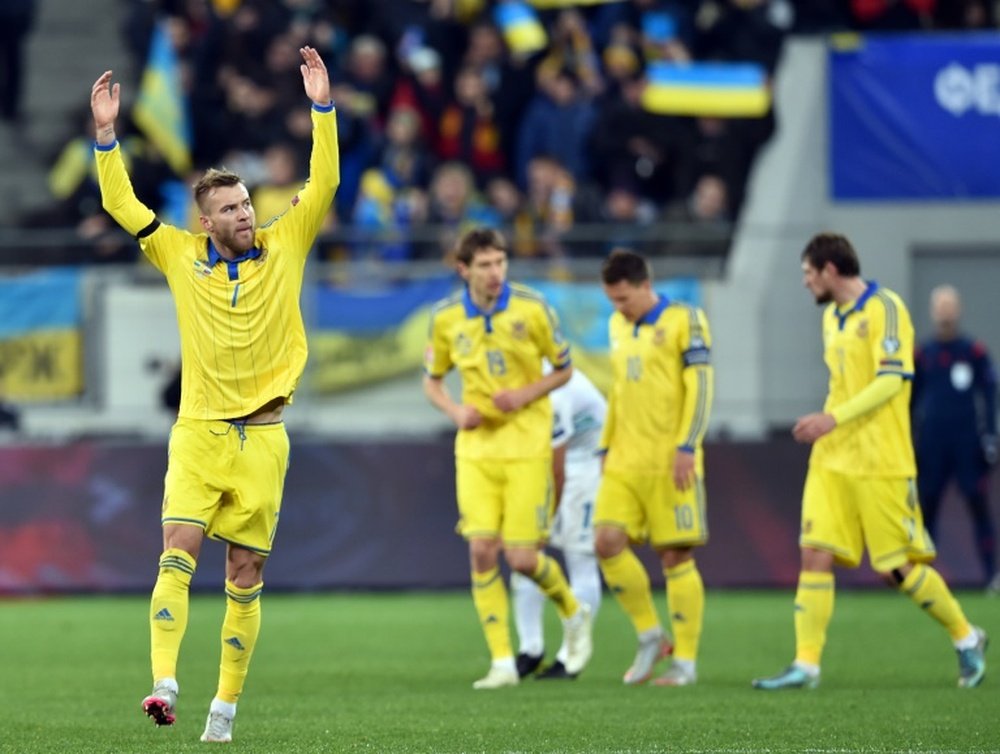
830,373,903,425
870,291,914,379
675,307,714,452
262,106,340,259
95,141,157,239
424,308,453,378
537,300,572,370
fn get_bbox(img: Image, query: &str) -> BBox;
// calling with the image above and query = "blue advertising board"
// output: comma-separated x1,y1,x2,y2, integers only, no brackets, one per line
830,34,1000,200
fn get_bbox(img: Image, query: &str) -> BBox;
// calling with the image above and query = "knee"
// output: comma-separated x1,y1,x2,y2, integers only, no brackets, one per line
800,547,834,573
883,563,912,589
595,527,626,560
469,538,500,572
660,547,692,570
227,550,266,588
505,548,537,575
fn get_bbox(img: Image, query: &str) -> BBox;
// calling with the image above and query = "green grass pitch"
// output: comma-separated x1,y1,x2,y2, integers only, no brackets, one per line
0,590,996,753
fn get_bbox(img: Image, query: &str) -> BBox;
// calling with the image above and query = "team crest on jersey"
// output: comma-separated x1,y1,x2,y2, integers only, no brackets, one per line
192,259,213,278
856,319,868,338
653,328,666,345
882,337,900,354
455,332,472,356
511,320,527,340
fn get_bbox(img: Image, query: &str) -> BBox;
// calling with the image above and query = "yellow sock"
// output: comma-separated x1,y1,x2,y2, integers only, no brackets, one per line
471,568,512,661
529,553,580,620
665,561,704,663
794,571,834,666
216,580,263,704
149,548,196,681
900,564,971,641
599,549,660,635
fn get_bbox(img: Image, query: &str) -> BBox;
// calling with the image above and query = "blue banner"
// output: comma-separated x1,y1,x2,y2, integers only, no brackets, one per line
830,34,1000,200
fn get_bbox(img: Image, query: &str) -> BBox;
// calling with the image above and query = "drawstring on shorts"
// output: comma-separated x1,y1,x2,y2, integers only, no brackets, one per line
211,419,248,450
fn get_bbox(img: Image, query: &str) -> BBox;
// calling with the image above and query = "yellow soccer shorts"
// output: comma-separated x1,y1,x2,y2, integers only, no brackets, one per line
594,469,708,550
455,457,553,547
162,418,290,556
800,466,936,571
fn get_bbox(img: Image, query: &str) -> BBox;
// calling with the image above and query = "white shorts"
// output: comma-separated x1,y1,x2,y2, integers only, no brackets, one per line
549,461,601,554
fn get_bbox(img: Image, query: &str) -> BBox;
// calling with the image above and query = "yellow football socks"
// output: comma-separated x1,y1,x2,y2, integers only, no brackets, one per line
529,553,580,620
600,549,660,635
900,564,971,641
149,548,196,681
793,571,835,667
471,567,513,661
665,560,704,663
216,580,263,704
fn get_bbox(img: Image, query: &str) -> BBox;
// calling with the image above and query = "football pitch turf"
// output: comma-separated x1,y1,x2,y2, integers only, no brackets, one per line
1,591,996,753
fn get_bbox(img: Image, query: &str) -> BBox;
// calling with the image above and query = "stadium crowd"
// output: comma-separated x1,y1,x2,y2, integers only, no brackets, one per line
15,0,999,265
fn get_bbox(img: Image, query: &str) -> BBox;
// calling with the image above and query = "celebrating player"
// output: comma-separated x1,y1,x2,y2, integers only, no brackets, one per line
91,46,339,741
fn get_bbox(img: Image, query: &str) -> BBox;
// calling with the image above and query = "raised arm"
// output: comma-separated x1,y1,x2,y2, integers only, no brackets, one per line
300,46,330,106
91,70,120,146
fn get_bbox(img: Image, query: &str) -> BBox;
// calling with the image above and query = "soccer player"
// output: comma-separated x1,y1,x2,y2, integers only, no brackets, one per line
913,285,998,591
511,366,607,680
595,249,714,687
753,233,988,691
90,47,338,741
423,227,594,689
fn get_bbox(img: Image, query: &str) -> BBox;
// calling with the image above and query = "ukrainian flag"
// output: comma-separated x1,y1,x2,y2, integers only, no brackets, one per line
0,269,83,400
641,61,770,118
133,19,192,176
494,1,547,57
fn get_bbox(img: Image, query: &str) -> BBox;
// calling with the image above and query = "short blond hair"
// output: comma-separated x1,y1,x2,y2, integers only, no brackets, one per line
193,168,243,212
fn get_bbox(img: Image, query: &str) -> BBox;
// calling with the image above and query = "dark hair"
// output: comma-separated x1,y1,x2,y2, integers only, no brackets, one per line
454,227,508,266
193,168,243,212
801,233,861,276
601,248,651,285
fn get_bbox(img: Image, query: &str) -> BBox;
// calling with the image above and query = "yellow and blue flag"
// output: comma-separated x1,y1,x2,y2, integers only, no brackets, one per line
494,1,547,57
641,61,770,118
133,19,192,176
0,269,83,400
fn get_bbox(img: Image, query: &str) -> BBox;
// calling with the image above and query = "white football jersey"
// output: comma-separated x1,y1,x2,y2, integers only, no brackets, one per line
551,369,607,468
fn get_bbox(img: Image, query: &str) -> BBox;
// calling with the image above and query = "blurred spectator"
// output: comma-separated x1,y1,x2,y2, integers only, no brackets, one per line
391,46,449,148
695,0,790,73
437,65,505,183
0,0,37,123
251,143,307,225
520,155,576,258
428,162,500,260
337,34,395,125
934,0,995,29
516,69,595,189
848,0,935,30
485,176,536,257
588,74,690,204
536,9,603,98
663,173,733,257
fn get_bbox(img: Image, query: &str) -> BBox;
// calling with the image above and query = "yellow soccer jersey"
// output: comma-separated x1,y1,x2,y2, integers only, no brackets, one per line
424,282,571,459
810,281,916,478
96,107,339,420
601,297,713,474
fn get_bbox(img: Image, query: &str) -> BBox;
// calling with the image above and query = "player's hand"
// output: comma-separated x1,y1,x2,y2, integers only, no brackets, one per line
792,412,837,444
982,434,998,468
492,388,528,413
452,404,482,430
299,46,330,106
90,70,120,143
673,448,696,491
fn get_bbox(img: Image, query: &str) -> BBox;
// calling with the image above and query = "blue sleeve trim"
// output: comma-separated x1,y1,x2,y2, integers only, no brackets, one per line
877,369,913,380
312,101,335,113
553,358,572,370
94,140,118,151
677,444,696,454
597,448,608,456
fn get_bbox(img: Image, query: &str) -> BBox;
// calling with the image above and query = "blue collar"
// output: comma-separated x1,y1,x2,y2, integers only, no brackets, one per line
463,282,511,318
207,240,262,281
633,295,669,336
835,280,878,331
